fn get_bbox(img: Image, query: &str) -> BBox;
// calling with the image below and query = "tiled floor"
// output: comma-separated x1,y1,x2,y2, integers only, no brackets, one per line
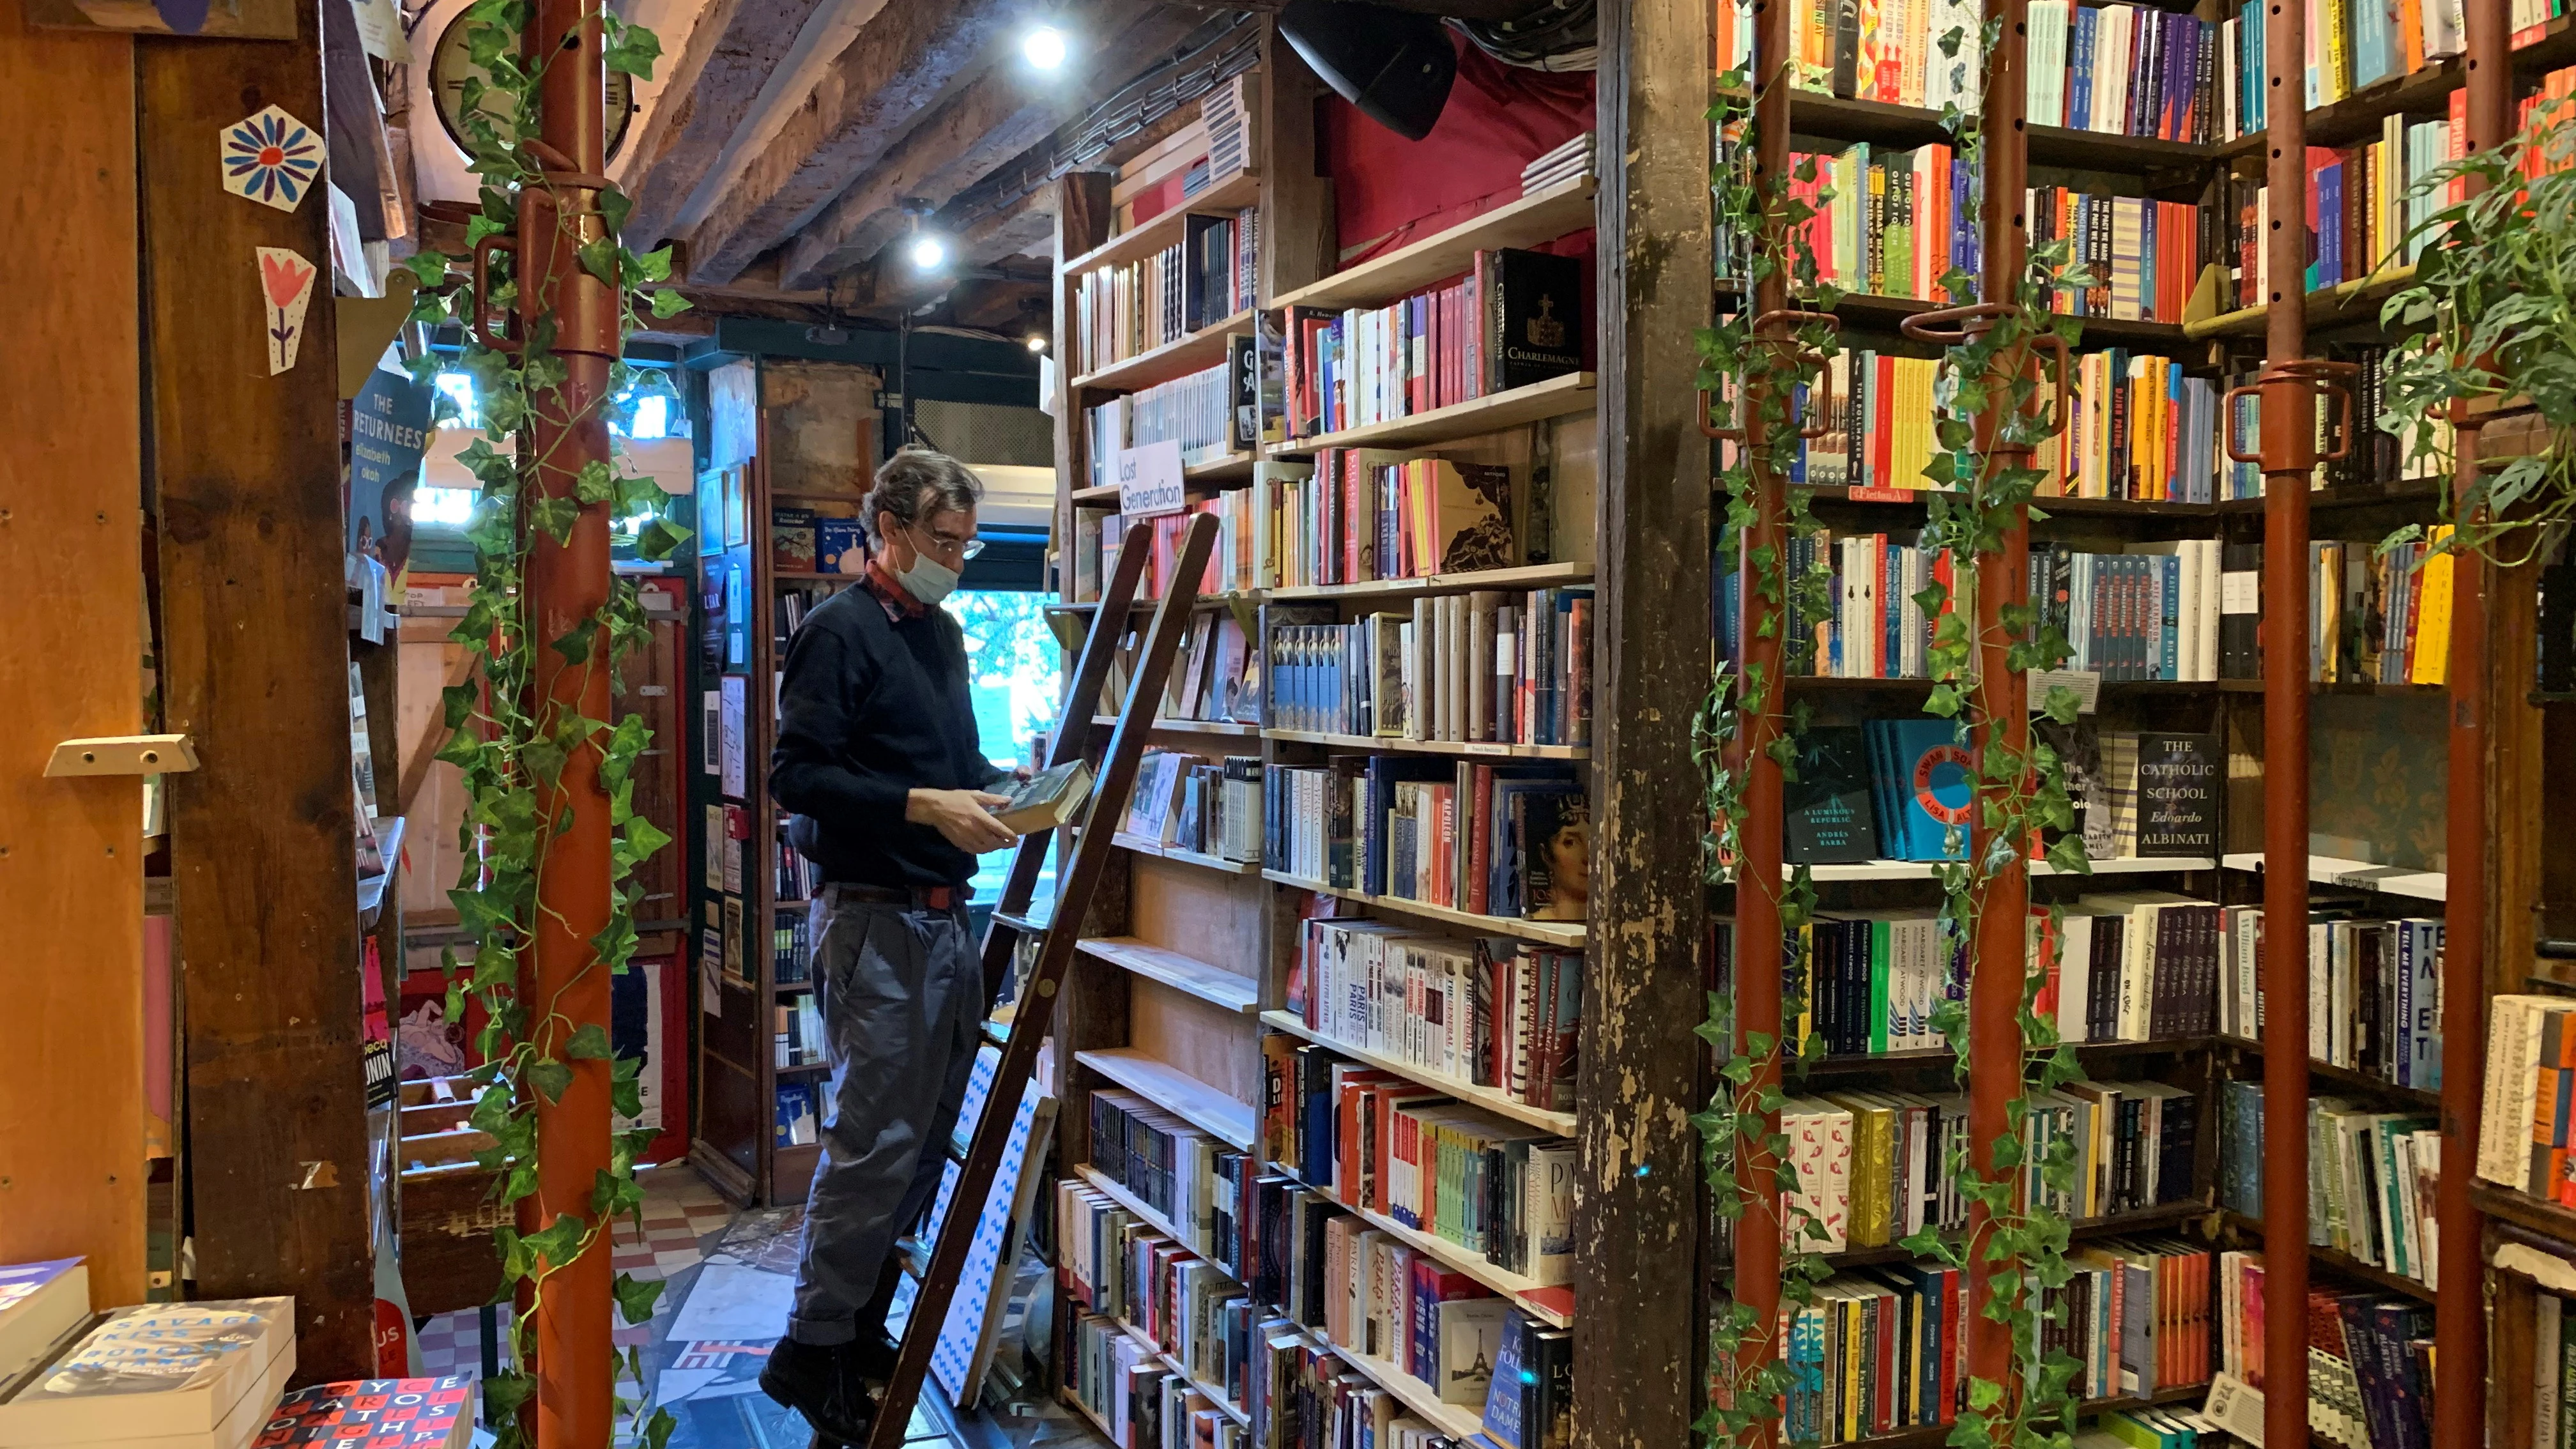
413,1163,1091,1449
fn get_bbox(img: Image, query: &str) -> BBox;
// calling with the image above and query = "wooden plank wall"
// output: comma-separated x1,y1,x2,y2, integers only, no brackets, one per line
0,0,150,1310
1577,0,1716,1446
141,7,376,1379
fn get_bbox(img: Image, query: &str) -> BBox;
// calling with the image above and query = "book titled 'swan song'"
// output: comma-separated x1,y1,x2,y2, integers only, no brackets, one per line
0,1296,295,1449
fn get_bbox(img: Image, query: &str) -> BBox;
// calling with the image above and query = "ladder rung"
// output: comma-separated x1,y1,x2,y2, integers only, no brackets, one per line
993,908,1052,935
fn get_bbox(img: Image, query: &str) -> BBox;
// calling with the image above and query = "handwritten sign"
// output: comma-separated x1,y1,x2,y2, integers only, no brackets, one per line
1116,438,1186,519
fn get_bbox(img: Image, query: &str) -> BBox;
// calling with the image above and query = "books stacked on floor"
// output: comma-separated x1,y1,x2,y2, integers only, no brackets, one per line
2037,358,2224,504
1715,530,1949,680
1257,452,1518,590
258,1377,475,1448
1263,589,1592,746
1078,491,1262,602
2213,1255,2434,1447
772,914,811,985
1520,132,1593,195
0,1298,295,1449
1278,248,1583,441
1264,760,1587,921
1261,1043,1577,1289
1090,1089,1248,1265
1074,208,1259,374
1124,751,1264,863
2216,1081,2441,1284
1085,349,1259,480
1059,1180,1254,1411
1793,351,1942,488
775,995,825,1068
1282,921,1585,1114
774,1081,819,1148
2304,530,2457,685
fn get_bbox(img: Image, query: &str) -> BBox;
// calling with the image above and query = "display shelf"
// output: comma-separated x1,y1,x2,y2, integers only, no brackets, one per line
1786,91,2225,174
1802,854,2217,882
1830,1383,2212,1449
2220,852,2446,901
1273,178,1599,313
1330,1197,1574,1326
2184,265,2420,341
1061,169,1266,275
2211,479,2445,514
1073,1048,1257,1150
1262,728,1589,761
1822,291,2191,349
2214,14,2576,155
2218,1210,2436,1303
1261,870,1588,947
1794,484,2221,516
1785,1036,2218,1078
1091,714,1263,738
1071,309,1256,394
1259,1009,1576,1134
779,1060,829,1077
1267,560,1594,603
2220,1036,2444,1110
1082,937,1261,1014
1071,1162,1243,1278
1112,831,1263,876
2471,1179,2576,1249
1269,372,1596,455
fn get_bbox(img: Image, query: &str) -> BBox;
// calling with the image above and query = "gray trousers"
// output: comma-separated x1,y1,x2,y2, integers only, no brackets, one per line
789,885,983,1346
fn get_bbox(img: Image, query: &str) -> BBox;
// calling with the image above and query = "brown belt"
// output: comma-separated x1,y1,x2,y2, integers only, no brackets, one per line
822,882,963,910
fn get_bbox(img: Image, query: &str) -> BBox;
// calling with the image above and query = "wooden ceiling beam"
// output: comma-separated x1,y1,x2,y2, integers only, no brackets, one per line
779,1,1202,291
616,0,889,252
681,0,1020,286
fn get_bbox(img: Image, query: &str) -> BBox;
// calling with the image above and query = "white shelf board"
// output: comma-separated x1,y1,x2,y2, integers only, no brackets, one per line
1113,831,1263,877
1269,373,1595,455
1272,178,1598,313
1075,1049,1257,1150
2220,851,2446,901
1082,937,1261,1014
1266,560,1593,603
1801,855,2219,882
1264,729,1588,761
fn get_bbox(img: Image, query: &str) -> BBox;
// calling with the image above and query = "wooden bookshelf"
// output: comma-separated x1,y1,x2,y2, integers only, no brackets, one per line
1261,870,1588,947
1259,1010,1577,1135
1268,372,1597,454
1071,1163,1245,1275
1070,309,1256,394
1803,854,2218,881
2184,266,2420,340
1261,728,1589,761
1111,831,1264,876
1271,177,1600,313
1079,937,1261,1014
1786,91,2227,173
1265,560,1594,602
1076,1048,1258,1151
2220,852,2448,901
1326,1344,1488,1441
1060,168,1266,277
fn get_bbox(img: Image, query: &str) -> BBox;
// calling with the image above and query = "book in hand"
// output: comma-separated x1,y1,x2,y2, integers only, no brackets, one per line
0,1259,89,1390
256,1376,474,1447
988,758,1095,834
0,1297,295,1448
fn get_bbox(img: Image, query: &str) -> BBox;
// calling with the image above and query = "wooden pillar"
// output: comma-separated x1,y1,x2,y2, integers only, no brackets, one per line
1580,2,1714,1448
141,8,376,1380
0,0,149,1310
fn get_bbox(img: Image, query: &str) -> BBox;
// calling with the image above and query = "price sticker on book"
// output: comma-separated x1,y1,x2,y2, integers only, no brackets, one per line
1116,439,1187,519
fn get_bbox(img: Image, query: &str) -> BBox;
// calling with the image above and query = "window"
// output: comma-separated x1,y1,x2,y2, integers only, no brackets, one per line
947,584,1063,905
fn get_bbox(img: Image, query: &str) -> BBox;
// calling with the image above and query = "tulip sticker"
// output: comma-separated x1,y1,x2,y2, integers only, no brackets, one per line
257,247,318,374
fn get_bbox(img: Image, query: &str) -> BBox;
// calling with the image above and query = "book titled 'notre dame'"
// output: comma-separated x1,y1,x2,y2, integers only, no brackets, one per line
1477,249,1585,393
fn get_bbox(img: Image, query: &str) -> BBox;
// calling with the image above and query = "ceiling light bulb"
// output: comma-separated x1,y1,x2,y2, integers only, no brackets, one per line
1023,25,1068,69
1025,333,1048,352
909,234,948,270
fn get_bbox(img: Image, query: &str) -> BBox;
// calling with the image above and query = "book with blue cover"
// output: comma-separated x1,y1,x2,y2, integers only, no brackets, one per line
1868,719,1975,861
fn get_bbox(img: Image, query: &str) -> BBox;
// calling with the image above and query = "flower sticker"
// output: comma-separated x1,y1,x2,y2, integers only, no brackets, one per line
220,105,321,212
256,247,318,374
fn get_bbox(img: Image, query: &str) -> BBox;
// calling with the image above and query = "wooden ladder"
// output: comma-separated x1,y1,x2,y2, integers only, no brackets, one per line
862,510,1218,1449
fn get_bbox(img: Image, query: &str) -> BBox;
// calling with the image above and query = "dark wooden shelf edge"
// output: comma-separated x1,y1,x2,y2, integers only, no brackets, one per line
2471,1181,2576,1249
1820,1200,2212,1270
2218,1036,2443,1109
2216,1209,2438,1303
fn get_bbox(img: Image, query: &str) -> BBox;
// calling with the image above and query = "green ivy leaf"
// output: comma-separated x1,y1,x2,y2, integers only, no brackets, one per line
526,1058,573,1103
613,1270,664,1326
566,1022,615,1059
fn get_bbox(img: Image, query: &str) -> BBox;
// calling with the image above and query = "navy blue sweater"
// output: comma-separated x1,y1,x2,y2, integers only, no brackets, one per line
768,583,1006,891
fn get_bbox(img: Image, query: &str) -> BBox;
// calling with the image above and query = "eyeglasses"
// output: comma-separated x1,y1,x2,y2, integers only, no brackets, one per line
908,519,985,561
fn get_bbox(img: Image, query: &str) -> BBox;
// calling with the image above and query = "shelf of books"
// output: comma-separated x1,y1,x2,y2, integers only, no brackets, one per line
1039,27,1601,1449
687,356,884,1207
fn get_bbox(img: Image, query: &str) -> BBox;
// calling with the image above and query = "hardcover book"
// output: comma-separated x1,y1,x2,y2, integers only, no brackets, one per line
990,759,1095,834
2134,732,2218,855
1784,724,1883,864
1478,250,1585,394
770,506,817,572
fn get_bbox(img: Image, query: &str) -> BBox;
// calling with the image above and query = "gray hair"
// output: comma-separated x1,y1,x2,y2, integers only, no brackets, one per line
862,447,983,544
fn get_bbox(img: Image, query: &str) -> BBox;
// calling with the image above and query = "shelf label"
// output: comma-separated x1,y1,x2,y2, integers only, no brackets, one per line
2030,668,2102,714
1846,487,1915,502
1117,439,1187,519
1465,742,1509,756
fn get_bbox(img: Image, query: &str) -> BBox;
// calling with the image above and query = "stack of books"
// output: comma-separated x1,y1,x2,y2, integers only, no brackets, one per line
1519,132,1593,195
1263,759,1588,920
0,1297,297,1449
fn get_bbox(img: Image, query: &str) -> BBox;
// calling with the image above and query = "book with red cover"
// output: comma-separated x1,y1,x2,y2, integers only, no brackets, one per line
256,1376,473,1447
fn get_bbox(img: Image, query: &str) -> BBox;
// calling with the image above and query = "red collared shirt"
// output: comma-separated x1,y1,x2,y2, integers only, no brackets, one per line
861,554,929,621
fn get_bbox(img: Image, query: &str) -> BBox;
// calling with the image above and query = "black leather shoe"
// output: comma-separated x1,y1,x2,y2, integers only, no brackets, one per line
761,1337,877,1445
853,1330,899,1385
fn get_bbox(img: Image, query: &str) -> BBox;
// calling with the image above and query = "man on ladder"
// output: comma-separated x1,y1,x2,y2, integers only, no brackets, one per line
759,447,1020,1446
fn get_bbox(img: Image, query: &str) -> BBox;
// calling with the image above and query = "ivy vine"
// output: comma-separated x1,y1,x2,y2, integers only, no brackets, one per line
401,0,689,1443
1692,17,2100,1448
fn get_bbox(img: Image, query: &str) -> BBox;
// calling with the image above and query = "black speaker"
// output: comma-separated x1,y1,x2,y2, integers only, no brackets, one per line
1278,0,1458,142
